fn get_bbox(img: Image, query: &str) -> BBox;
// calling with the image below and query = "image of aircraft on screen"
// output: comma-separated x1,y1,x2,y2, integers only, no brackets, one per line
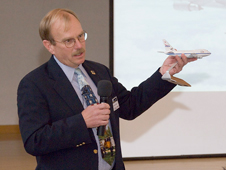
173,0,226,11
158,39,211,59
158,39,211,86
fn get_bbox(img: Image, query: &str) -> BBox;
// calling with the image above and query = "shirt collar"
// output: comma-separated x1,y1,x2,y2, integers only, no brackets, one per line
53,55,86,82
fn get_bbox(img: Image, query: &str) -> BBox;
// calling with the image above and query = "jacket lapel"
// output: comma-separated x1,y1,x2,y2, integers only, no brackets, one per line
47,56,84,114
82,62,101,86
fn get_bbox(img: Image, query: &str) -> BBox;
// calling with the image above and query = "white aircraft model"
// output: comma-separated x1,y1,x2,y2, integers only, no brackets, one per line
159,39,211,59
159,39,211,86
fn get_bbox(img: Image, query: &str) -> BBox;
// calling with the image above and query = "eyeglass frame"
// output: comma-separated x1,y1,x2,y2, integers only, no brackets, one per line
52,31,87,48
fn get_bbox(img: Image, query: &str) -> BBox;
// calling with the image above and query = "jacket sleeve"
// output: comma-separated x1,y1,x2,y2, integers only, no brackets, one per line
110,68,176,120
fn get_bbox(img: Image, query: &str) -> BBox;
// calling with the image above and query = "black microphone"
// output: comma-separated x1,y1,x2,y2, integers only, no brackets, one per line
97,80,112,136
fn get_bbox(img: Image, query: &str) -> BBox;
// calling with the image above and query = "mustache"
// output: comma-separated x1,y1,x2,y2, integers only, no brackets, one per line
72,48,85,56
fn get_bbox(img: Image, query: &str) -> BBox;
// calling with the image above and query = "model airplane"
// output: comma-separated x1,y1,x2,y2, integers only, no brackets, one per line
159,39,211,86
159,39,211,59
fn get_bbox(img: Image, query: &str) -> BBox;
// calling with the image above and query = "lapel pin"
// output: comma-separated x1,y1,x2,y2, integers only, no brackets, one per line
91,70,96,75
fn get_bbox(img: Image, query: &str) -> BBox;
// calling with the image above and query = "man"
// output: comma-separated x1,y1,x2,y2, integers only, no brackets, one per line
17,8,196,170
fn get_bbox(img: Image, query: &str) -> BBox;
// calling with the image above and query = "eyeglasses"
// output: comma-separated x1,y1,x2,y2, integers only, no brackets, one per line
53,32,87,48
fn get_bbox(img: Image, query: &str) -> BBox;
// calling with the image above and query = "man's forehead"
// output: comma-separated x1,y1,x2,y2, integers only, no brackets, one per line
51,18,83,41
52,15,81,32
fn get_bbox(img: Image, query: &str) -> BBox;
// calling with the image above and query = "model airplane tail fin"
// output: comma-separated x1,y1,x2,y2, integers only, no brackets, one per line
163,39,175,52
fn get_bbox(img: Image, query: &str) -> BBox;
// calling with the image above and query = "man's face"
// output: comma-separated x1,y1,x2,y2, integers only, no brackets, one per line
47,14,86,68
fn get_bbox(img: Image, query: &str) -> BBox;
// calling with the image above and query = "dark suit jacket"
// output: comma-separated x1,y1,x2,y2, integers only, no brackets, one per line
17,56,175,170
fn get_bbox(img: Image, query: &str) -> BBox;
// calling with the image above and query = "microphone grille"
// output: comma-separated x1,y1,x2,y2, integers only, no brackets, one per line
97,80,112,97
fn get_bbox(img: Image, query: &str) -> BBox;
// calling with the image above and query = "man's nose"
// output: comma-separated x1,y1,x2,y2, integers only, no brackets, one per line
73,39,82,49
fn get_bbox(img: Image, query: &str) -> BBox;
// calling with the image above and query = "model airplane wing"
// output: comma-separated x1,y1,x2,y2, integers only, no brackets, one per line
188,53,196,58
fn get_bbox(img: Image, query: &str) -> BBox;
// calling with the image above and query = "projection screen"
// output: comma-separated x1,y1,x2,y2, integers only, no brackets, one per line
114,0,226,158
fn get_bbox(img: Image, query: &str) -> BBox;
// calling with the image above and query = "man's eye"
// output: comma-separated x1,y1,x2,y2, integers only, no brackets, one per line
65,39,74,43
78,33,84,38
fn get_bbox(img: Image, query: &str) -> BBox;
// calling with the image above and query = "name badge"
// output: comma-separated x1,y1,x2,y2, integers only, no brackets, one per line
112,96,120,111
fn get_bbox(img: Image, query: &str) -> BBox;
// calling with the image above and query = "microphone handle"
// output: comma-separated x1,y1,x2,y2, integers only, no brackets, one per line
97,126,105,136
97,96,108,136
99,96,108,103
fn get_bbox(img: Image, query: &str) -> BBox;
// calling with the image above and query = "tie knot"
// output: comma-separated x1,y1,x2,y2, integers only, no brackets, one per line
74,68,82,76
74,68,88,90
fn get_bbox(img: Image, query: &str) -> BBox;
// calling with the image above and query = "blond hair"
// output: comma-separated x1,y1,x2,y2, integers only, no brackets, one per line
39,8,79,44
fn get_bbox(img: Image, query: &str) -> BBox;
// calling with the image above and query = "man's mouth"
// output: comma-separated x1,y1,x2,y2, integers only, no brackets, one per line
73,48,85,56
74,52,83,56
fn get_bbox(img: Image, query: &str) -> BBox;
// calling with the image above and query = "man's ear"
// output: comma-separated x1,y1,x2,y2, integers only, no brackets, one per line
43,40,55,54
